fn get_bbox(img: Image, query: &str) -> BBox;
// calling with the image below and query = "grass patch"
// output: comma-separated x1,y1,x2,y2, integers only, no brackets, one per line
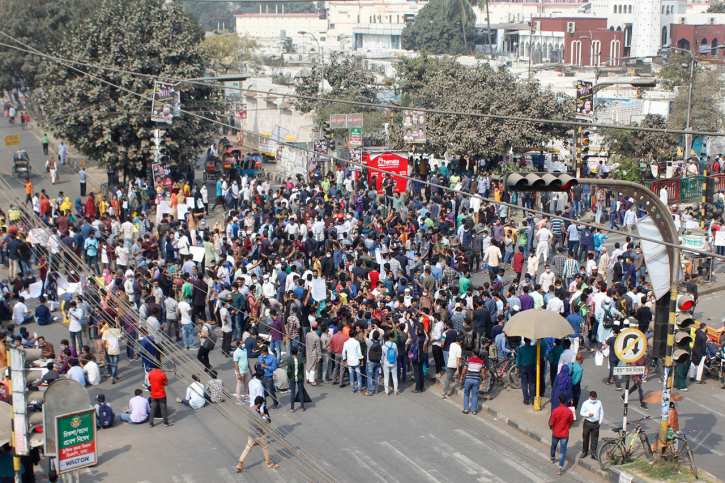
622,461,708,483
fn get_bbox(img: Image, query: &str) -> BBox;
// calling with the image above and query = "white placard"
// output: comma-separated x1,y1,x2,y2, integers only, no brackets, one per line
311,278,326,301
189,246,205,263
673,214,681,230
158,200,171,215
26,281,43,299
177,204,188,220
715,231,725,247
685,220,700,230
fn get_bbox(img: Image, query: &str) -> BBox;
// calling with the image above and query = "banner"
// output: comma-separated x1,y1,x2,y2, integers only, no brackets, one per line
403,109,426,144
576,80,594,120
313,138,329,155
366,152,408,193
151,81,181,124
235,103,247,119
151,163,172,188
349,127,362,146
4,135,20,146
329,113,363,129
348,147,362,165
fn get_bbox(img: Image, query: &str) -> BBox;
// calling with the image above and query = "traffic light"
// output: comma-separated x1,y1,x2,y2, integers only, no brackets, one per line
705,176,715,204
322,122,333,138
9,347,46,455
501,172,578,192
672,313,695,365
676,294,695,315
152,129,168,164
328,137,336,152
580,130,591,165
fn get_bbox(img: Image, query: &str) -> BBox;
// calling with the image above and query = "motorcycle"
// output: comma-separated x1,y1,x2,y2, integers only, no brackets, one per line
703,341,725,388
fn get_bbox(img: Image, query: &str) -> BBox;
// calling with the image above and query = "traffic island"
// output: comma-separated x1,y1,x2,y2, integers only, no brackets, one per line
609,461,719,483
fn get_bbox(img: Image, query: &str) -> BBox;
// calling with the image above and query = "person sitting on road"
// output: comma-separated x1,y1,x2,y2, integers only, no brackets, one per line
176,374,207,409
120,389,151,424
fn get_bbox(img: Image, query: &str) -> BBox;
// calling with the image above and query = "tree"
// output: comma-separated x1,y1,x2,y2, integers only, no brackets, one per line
0,0,98,90
708,1,725,12
668,69,725,133
401,0,469,55
443,0,477,53
600,114,678,164
40,0,224,171
203,34,258,73
656,52,703,91
389,55,573,156
293,53,384,131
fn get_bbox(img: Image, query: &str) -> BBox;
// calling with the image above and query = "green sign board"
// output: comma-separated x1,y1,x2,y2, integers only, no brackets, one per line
56,409,97,474
349,127,362,146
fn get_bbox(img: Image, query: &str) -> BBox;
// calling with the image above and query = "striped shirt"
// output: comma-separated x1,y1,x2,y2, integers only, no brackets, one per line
464,356,485,382
551,218,564,235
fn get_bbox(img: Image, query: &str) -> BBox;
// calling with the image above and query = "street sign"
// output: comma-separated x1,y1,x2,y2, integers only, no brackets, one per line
349,127,362,146
613,366,646,376
4,135,20,146
329,113,363,129
614,328,647,363
55,409,97,474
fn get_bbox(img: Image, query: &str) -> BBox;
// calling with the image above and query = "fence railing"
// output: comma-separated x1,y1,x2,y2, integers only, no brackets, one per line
643,176,707,205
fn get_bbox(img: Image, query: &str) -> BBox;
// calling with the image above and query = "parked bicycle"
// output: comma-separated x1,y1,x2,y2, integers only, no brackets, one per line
662,428,699,479
597,416,654,470
482,354,520,392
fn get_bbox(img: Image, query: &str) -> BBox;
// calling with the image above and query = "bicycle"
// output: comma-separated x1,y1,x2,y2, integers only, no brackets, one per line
482,355,520,392
597,416,654,470
662,428,699,479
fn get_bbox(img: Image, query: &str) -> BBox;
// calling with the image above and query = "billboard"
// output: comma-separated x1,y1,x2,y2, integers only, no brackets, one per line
314,138,329,155
151,163,172,188
151,81,181,124
329,113,364,128
235,103,247,119
576,80,594,120
403,109,426,144
349,147,362,165
365,152,408,194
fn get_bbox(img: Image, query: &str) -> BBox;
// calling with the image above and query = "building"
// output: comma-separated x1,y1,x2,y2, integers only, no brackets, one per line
519,17,625,65
669,23,725,59
235,7,327,41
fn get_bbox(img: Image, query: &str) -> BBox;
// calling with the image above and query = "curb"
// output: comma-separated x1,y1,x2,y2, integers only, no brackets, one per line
432,374,608,479
609,464,721,483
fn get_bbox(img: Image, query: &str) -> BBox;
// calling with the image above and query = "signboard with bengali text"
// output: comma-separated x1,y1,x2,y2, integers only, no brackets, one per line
55,409,97,474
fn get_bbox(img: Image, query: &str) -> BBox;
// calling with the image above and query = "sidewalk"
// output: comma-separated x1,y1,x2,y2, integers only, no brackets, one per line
432,374,722,482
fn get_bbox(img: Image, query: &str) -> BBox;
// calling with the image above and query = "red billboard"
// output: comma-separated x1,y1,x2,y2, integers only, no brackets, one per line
365,152,408,194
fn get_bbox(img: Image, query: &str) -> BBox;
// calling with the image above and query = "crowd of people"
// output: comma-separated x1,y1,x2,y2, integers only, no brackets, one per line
2,150,725,477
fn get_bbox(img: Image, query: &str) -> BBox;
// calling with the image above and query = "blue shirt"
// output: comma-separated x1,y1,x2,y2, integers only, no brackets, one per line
79,170,87,183
566,312,584,337
35,305,51,325
256,353,278,377
67,365,86,386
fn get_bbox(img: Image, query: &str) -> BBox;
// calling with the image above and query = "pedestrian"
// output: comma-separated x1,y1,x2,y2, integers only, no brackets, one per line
579,390,603,460
342,326,364,393
148,365,173,427
690,322,709,384
58,141,68,165
41,133,49,155
286,346,305,412
460,350,486,415
381,332,399,395
197,317,215,371
410,325,427,393
48,156,58,184
569,353,584,409
549,393,574,475
441,333,463,398
233,339,250,405
365,328,383,396
516,338,539,405
256,345,279,409
79,166,87,197
236,396,279,473
550,364,573,411
623,354,648,409
305,322,321,386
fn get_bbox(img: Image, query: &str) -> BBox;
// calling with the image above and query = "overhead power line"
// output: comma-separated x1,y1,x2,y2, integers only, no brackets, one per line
0,37,721,138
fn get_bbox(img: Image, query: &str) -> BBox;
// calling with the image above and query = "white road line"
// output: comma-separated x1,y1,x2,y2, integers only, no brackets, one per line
379,441,446,483
689,434,725,457
342,448,398,483
422,434,499,483
453,428,549,483
182,476,197,483
216,468,239,483
171,477,183,483
687,398,725,419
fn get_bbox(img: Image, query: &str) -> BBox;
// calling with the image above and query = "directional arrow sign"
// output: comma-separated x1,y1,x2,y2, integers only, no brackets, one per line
614,328,647,363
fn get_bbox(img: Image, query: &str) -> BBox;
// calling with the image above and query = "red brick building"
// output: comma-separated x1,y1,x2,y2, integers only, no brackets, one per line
669,24,725,60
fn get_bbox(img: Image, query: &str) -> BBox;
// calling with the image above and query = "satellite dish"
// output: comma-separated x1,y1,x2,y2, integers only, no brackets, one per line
43,379,90,455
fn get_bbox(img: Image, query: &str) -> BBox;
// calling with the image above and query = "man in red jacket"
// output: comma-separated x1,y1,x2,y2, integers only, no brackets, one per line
549,393,574,475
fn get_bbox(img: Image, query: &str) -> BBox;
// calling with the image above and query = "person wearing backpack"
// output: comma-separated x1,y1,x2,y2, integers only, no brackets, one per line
95,394,115,429
365,329,384,396
381,332,398,395
197,317,216,371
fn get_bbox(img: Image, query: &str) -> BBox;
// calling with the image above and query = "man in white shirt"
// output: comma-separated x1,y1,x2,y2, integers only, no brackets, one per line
442,336,462,398
536,225,553,263
121,219,135,247
115,244,129,270
579,390,603,458
13,298,34,325
539,264,556,291
178,296,194,349
249,368,266,411
547,291,564,314
623,206,637,232
176,374,207,409
82,358,102,385
342,330,364,393
558,339,576,372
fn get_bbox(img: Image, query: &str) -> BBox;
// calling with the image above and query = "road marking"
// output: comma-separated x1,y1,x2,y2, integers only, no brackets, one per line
342,448,399,483
182,476,197,483
453,428,549,483
379,441,446,483
689,434,725,457
171,478,183,483
422,434,499,482
687,398,725,419
216,468,239,483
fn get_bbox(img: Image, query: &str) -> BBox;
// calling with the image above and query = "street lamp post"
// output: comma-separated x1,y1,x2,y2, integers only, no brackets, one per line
299,31,324,93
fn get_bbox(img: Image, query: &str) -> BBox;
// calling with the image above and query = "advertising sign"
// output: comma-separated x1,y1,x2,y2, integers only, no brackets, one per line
348,147,362,165
576,80,594,121
329,113,363,129
55,409,97,474
151,81,181,124
313,138,329,155
235,103,247,119
4,135,20,146
366,152,408,193
151,163,172,187
403,109,426,144
349,127,362,146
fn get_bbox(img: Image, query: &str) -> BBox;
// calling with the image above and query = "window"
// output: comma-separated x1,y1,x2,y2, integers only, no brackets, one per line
591,40,601,66
571,40,582,65
609,39,621,66
628,5,632,13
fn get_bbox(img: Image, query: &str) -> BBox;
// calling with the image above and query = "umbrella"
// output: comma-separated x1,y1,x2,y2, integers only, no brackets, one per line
642,390,684,404
503,310,575,340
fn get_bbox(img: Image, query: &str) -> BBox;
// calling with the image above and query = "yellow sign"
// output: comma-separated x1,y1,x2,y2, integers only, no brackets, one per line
4,135,20,146
614,328,647,363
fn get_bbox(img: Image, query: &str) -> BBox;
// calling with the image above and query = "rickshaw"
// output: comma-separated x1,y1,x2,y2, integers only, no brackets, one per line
240,152,263,178
12,150,31,179
202,155,225,183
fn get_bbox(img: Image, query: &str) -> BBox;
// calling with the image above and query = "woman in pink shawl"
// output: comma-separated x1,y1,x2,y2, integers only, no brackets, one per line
85,193,98,218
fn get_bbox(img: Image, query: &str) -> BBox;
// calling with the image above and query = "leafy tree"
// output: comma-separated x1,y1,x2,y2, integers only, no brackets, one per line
203,34,258,73
40,0,223,171
0,0,98,90
668,69,725,134
600,114,678,164
708,1,725,12
443,0,477,53
401,0,469,55
293,53,384,131
656,51,702,91
389,55,573,156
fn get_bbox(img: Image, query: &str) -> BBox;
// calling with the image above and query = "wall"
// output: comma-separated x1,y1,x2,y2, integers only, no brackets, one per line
235,13,327,40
